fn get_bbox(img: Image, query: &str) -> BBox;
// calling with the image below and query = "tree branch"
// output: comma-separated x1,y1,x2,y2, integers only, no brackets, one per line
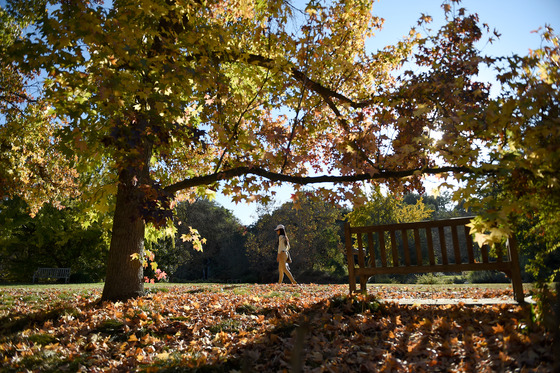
288,67,375,108
186,52,376,108
163,165,473,195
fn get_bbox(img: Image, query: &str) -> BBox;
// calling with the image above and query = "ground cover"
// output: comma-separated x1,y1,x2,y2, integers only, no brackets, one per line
0,284,555,372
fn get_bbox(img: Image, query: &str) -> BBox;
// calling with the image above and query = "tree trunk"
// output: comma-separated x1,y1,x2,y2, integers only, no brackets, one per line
101,171,146,302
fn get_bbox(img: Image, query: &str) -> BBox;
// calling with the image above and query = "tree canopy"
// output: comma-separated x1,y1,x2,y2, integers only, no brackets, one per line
1,0,558,300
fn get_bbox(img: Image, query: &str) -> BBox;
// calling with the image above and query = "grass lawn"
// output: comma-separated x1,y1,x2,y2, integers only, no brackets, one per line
0,281,535,290
0,282,556,372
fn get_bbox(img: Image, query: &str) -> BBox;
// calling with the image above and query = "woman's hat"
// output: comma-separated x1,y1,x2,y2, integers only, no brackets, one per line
274,224,285,231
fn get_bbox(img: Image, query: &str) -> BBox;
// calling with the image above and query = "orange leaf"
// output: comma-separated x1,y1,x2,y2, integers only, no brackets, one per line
492,324,505,334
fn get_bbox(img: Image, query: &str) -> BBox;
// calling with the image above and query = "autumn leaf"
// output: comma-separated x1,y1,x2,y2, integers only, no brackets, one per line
1,284,555,371
492,324,505,334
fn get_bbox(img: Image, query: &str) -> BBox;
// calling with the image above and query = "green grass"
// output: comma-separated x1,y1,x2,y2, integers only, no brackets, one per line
95,319,125,334
0,281,537,299
208,318,243,334
235,303,259,314
29,333,59,346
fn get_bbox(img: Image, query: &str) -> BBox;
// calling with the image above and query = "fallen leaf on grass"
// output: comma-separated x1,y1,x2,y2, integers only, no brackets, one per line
0,284,555,372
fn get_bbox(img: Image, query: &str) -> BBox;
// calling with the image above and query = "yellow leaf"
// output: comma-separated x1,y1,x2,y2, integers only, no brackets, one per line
473,232,489,248
157,352,170,360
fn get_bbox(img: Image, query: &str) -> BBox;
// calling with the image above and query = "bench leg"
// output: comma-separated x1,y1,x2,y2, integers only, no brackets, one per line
512,274,525,303
507,237,525,303
349,276,356,294
359,275,368,295
508,268,525,303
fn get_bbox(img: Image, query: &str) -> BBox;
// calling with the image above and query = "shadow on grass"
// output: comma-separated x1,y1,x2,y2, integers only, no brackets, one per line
1,285,555,373
0,298,101,337
144,295,552,373
143,294,381,372
1,306,76,336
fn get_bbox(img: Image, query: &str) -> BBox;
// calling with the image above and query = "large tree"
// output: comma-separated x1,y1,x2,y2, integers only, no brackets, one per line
1,0,557,301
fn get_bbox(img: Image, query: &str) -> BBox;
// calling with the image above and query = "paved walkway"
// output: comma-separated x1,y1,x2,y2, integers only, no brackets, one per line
379,296,535,305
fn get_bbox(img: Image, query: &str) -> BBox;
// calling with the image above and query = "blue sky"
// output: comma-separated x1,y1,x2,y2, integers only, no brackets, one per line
216,0,560,225
366,0,559,55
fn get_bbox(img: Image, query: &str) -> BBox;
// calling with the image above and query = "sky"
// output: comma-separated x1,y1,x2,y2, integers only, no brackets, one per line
215,0,560,226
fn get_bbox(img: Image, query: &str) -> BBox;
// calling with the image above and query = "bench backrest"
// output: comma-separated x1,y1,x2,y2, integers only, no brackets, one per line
33,267,71,283
35,268,71,277
344,216,524,302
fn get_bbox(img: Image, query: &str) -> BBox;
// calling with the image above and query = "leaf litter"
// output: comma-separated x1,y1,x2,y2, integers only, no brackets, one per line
0,284,555,372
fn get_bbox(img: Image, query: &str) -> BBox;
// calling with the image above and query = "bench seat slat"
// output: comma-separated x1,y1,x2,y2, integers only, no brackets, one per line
426,228,435,265
452,225,462,264
390,230,399,267
481,245,490,263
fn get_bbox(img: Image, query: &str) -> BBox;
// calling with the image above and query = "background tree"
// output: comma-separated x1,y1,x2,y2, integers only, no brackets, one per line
244,207,278,283
161,199,248,282
347,187,433,228
402,192,469,219
0,197,109,283
2,0,557,301
246,195,346,283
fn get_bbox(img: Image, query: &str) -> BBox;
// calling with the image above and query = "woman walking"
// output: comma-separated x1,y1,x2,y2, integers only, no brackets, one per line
275,224,297,285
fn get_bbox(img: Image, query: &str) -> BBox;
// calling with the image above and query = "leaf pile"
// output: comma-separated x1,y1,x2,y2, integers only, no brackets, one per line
0,284,555,372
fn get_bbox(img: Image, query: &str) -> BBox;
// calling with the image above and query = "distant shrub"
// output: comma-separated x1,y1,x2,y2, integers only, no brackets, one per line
367,274,413,284
467,270,509,283
415,273,468,284
414,273,451,285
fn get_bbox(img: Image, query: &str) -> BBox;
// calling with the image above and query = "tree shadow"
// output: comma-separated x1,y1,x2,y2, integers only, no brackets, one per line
1,288,553,372
0,302,95,337
150,294,551,372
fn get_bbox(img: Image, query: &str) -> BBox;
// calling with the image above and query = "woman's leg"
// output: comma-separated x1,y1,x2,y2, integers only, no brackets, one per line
278,258,285,283
278,251,297,284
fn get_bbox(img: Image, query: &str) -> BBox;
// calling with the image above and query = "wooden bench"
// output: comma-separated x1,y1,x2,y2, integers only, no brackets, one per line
33,268,71,283
344,217,525,303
